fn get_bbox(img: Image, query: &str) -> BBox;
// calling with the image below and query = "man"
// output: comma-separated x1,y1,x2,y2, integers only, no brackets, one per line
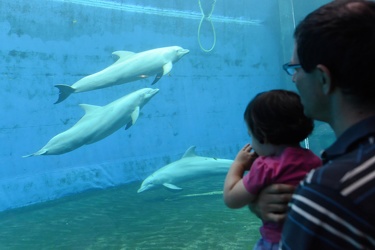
252,0,375,249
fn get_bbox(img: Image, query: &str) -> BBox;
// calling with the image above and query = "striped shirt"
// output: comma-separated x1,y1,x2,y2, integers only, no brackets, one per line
281,115,375,250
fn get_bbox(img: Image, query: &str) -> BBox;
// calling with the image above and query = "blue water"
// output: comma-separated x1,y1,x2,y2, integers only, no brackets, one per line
0,0,333,249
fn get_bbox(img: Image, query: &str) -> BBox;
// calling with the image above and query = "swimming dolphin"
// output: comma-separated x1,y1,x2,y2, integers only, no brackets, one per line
137,146,234,193
54,46,189,103
23,88,159,157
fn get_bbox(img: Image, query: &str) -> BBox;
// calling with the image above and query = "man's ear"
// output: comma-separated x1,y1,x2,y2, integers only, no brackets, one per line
316,64,333,94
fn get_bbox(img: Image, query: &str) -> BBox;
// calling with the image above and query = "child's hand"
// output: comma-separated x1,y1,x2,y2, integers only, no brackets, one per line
224,143,259,208
234,143,258,171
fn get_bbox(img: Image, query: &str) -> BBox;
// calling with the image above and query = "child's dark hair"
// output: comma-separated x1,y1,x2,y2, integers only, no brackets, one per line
244,89,314,145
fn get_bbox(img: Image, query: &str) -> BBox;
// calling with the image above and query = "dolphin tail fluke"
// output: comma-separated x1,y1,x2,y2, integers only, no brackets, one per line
54,84,75,104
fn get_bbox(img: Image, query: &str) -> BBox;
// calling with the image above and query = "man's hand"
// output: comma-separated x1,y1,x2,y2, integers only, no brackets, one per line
249,184,295,223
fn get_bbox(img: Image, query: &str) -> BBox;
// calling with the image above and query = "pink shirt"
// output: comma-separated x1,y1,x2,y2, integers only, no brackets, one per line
243,147,322,243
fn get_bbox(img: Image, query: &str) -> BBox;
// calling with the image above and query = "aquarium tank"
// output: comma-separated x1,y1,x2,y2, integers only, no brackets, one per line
0,0,334,249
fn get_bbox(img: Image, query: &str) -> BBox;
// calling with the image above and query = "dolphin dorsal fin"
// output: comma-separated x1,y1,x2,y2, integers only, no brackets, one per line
79,104,101,114
181,146,197,158
112,51,136,64
162,61,173,75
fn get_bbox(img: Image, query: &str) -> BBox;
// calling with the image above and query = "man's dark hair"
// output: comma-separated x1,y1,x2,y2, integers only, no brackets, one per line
294,0,375,103
244,90,314,145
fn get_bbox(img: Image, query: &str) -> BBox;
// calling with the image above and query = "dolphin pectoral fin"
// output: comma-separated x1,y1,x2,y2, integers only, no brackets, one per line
151,62,173,85
131,106,140,124
125,106,140,130
163,183,183,191
163,61,173,75
54,84,75,104
125,121,132,130
151,73,163,85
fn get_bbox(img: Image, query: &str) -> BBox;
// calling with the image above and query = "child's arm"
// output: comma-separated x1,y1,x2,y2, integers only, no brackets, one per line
223,143,258,208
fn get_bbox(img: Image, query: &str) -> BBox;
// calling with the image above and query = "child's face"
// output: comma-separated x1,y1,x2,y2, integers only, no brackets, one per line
247,127,273,157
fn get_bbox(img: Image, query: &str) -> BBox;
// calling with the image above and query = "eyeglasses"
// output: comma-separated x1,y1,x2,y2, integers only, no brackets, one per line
283,62,302,76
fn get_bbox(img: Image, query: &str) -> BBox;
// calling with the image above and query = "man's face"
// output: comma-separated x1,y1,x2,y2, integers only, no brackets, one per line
291,45,327,122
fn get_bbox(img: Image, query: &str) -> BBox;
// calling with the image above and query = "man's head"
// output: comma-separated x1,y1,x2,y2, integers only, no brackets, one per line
287,0,375,127
294,0,375,105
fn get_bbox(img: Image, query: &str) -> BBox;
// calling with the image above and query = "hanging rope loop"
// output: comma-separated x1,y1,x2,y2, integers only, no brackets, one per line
197,0,217,53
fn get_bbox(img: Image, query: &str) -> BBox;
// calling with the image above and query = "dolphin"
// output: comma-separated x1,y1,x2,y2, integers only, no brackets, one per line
137,146,234,193
23,88,159,157
54,46,189,103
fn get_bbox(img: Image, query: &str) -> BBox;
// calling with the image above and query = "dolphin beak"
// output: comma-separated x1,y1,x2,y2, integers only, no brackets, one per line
181,49,189,55
144,88,159,99
137,186,147,193
137,182,156,193
151,88,159,95
177,49,189,58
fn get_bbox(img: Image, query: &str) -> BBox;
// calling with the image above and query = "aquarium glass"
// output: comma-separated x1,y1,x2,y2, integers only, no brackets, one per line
0,0,333,249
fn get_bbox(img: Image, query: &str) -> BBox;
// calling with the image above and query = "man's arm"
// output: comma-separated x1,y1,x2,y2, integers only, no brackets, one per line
249,184,295,223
